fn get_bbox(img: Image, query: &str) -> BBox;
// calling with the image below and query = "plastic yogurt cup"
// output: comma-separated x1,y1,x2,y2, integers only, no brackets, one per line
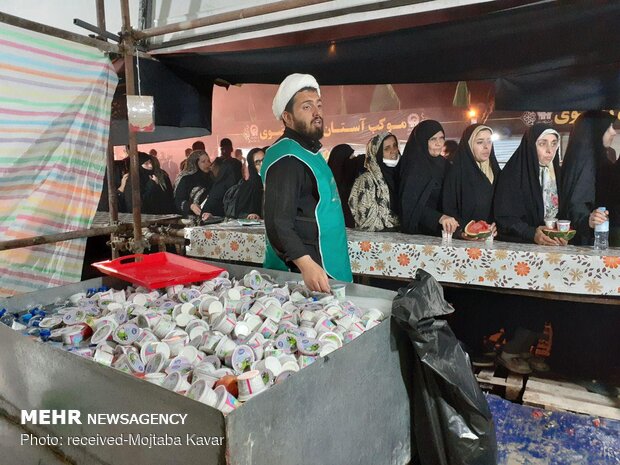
296,337,321,356
186,379,218,407
93,348,114,366
331,284,346,301
165,356,193,376
145,352,168,374
227,345,256,374
214,385,240,414
236,370,266,401
557,220,571,232
162,371,190,393
274,333,298,353
90,323,115,346
144,372,166,386
112,323,141,345
62,308,87,326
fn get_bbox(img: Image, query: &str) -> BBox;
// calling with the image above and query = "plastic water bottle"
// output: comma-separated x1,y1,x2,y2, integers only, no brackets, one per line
594,206,609,250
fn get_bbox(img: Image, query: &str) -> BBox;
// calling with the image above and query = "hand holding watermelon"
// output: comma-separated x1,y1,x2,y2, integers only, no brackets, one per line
462,220,496,240
535,226,570,246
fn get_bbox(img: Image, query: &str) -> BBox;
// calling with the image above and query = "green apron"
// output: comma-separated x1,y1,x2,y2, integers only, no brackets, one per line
260,138,353,282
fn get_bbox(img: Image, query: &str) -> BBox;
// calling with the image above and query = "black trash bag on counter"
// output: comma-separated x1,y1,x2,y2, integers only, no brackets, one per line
392,269,497,465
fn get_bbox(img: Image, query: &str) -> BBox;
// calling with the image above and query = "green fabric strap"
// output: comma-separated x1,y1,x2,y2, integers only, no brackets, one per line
260,138,353,282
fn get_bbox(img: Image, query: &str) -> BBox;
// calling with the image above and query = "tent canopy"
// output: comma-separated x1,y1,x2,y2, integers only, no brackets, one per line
159,1,620,110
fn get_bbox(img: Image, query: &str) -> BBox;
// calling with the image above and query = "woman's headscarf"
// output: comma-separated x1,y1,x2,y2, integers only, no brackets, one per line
442,124,500,227
373,133,400,213
202,156,239,216
399,120,447,233
348,132,400,231
559,111,616,243
328,144,358,228
122,152,159,214
174,150,208,191
173,149,212,210
234,148,265,217
494,123,561,242
149,155,169,191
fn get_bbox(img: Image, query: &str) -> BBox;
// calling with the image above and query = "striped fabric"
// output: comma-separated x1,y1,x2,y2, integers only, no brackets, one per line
0,23,118,297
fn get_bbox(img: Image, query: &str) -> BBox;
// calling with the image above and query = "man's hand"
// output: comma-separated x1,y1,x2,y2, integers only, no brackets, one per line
247,213,261,220
201,212,212,221
293,255,330,292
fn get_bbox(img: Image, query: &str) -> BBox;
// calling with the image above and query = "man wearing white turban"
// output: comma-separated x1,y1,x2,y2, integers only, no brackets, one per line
260,74,352,291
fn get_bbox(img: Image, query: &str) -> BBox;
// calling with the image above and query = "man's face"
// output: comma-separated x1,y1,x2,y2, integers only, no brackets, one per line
220,144,233,157
283,89,323,140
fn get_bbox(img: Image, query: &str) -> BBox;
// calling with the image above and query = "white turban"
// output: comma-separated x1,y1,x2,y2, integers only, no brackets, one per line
272,73,320,120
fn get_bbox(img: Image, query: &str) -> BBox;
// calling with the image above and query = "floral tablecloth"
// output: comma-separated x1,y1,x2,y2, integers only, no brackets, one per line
185,224,620,296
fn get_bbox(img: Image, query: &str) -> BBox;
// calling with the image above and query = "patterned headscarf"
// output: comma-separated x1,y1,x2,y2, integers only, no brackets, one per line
348,132,400,231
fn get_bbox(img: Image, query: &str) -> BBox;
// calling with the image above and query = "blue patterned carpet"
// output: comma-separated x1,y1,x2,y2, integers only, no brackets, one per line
488,395,620,465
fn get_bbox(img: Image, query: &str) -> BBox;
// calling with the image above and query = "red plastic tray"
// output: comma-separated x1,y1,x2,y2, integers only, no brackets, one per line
92,252,225,289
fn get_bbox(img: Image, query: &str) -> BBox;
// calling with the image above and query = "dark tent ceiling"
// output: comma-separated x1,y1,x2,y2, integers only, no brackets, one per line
158,1,620,110
111,58,212,145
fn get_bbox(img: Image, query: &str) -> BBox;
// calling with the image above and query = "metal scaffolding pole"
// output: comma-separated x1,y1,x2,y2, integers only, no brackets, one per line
0,226,121,252
0,11,118,53
120,0,145,254
134,0,331,40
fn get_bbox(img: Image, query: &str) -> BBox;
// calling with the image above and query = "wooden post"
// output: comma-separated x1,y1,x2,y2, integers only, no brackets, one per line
120,0,144,254
95,0,107,41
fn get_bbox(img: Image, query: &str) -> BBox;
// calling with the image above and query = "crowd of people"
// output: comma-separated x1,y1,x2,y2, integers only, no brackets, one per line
98,73,619,374
331,111,619,247
101,90,619,250
102,139,265,223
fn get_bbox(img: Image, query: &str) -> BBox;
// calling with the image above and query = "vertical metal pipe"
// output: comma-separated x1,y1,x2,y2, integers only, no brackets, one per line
120,0,144,254
104,138,120,259
95,0,107,41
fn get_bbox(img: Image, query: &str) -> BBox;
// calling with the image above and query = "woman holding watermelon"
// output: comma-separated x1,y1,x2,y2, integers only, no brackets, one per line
494,124,566,245
442,124,500,240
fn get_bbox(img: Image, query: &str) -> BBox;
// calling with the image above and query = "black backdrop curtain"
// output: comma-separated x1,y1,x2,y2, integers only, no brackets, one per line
158,1,620,110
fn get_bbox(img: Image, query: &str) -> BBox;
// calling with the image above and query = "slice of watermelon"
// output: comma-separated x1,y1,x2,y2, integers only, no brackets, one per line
541,228,576,240
463,220,492,239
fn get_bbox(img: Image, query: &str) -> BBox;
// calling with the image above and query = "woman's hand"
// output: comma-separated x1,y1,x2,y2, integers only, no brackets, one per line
589,209,608,229
460,222,497,241
118,173,129,193
460,232,477,241
190,203,202,216
439,215,459,234
534,226,566,246
247,214,260,220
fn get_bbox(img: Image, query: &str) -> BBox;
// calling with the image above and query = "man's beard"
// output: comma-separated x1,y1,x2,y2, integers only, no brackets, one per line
293,117,323,141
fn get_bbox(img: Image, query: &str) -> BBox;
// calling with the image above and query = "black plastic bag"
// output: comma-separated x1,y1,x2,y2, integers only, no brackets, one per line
392,269,497,465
